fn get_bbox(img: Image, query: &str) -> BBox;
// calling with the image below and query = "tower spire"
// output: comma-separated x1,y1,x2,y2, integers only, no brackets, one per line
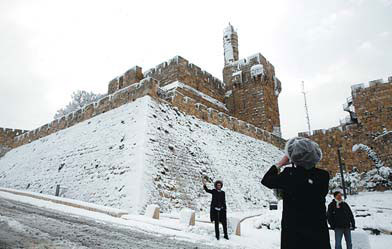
223,23,239,65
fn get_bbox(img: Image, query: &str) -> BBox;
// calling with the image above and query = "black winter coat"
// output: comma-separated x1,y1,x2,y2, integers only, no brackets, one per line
327,200,355,229
261,165,331,249
204,185,227,222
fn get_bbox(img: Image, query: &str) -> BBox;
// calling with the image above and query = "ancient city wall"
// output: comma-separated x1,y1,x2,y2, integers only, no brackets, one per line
2,53,286,153
144,56,226,103
299,78,392,174
0,128,28,148
167,90,285,149
108,66,144,94
299,126,371,174
374,131,392,167
13,78,159,148
160,85,228,114
353,80,392,133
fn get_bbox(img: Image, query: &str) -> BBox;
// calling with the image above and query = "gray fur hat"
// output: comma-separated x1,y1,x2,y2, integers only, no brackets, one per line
285,137,322,170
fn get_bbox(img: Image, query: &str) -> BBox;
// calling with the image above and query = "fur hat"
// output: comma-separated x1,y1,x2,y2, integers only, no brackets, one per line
285,137,322,170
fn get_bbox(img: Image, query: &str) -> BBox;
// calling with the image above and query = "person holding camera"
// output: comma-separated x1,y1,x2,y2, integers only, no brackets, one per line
202,178,228,240
261,137,331,249
327,191,355,249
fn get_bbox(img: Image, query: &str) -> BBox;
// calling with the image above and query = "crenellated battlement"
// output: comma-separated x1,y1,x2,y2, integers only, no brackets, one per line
223,53,276,87
144,56,225,94
0,128,28,149
350,76,392,93
108,66,144,94
13,77,159,148
167,89,285,149
0,128,28,136
222,51,281,135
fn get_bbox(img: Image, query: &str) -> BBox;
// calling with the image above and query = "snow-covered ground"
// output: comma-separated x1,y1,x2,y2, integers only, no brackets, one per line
0,96,283,214
1,188,391,248
239,191,392,249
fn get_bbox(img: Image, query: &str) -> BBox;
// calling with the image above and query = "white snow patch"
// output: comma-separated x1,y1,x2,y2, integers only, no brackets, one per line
250,64,265,78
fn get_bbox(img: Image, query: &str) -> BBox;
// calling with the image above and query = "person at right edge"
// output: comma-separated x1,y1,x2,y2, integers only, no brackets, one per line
327,190,355,249
261,137,331,249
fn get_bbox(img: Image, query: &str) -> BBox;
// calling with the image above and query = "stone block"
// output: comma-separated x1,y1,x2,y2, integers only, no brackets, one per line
228,217,241,236
179,208,195,226
145,204,160,219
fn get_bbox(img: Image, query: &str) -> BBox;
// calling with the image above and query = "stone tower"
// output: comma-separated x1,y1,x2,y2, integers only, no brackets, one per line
223,23,239,65
223,25,282,136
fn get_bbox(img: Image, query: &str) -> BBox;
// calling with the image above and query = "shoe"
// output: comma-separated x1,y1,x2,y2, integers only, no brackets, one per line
216,237,220,240
224,235,229,240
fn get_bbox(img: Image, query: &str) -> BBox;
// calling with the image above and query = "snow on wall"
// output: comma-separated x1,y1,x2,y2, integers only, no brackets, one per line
0,96,283,214
250,64,265,78
160,81,228,111
141,98,284,212
0,98,152,214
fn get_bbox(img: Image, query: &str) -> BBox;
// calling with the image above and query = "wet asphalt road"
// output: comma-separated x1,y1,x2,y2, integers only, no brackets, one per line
0,197,224,249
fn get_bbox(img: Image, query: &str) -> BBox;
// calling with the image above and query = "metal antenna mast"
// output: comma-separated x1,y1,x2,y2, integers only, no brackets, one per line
302,81,311,134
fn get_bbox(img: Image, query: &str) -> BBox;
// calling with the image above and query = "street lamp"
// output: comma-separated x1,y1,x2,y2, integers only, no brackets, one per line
337,147,347,199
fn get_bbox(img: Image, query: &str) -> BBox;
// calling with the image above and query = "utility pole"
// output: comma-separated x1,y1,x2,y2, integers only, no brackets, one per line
301,81,311,134
337,147,347,199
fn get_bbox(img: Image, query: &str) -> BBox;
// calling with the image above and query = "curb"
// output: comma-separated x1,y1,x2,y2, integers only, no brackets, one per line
0,187,128,218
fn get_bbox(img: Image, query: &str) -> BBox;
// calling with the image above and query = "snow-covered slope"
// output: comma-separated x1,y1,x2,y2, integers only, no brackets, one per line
0,96,283,214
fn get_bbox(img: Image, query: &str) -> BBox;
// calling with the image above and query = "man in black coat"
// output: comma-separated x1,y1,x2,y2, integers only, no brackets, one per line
327,191,355,249
261,137,331,249
203,178,228,240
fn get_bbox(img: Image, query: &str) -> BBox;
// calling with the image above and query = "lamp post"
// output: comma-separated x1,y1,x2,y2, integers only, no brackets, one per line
337,147,347,199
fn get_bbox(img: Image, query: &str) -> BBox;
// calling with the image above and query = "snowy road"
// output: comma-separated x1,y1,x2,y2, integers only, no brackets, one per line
0,197,224,249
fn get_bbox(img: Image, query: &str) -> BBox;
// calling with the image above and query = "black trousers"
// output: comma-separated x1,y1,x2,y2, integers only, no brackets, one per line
214,210,228,239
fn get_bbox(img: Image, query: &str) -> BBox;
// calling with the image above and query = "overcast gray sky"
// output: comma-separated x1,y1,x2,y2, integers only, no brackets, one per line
0,0,391,139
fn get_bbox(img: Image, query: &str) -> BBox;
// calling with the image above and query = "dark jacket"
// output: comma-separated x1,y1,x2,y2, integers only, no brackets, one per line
261,165,331,249
204,185,227,222
327,199,355,229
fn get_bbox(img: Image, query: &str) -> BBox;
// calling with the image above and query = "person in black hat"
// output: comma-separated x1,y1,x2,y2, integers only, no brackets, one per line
261,137,331,249
202,178,228,240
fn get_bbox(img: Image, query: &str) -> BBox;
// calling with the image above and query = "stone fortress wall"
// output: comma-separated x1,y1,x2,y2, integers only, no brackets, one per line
167,90,285,148
223,53,282,136
13,78,159,148
5,24,390,174
8,70,284,149
298,77,392,174
1,24,286,151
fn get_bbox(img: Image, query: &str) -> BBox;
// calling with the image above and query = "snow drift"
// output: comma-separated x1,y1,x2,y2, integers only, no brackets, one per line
0,96,283,214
